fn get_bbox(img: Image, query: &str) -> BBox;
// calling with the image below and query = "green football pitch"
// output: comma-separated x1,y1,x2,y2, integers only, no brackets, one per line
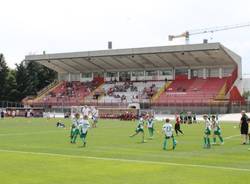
0,118,249,184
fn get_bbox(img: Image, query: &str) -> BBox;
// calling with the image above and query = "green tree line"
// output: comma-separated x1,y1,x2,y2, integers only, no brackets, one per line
0,53,57,102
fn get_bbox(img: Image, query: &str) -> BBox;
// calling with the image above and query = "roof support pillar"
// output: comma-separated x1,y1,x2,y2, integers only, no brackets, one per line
203,68,207,79
68,73,71,82
219,68,223,79
188,69,191,80
173,68,175,80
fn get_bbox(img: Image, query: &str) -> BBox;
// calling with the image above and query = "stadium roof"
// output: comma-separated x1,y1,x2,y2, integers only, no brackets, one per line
25,42,240,73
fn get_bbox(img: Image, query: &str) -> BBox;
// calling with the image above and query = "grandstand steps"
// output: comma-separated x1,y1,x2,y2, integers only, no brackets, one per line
215,83,227,100
37,80,59,96
33,81,63,102
22,80,62,105
151,81,171,102
22,95,36,105
84,83,105,103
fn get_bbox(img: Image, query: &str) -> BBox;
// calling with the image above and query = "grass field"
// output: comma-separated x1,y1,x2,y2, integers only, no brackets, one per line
0,117,249,184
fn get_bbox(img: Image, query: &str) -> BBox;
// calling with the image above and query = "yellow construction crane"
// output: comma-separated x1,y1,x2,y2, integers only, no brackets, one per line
168,22,250,44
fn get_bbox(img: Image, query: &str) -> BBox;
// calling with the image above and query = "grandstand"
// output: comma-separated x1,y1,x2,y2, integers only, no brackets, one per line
23,42,244,113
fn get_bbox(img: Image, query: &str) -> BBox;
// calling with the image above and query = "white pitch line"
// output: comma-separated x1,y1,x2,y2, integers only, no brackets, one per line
0,149,249,172
0,130,66,136
224,135,240,140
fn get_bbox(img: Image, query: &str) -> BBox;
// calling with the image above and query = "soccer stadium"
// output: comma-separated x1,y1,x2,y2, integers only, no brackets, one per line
1,42,250,184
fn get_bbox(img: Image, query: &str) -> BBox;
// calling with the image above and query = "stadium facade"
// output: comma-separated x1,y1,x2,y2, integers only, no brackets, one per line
23,42,246,114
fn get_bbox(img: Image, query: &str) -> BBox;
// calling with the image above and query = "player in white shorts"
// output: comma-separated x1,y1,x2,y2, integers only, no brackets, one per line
91,107,99,128
162,118,177,150
79,115,91,147
203,114,212,149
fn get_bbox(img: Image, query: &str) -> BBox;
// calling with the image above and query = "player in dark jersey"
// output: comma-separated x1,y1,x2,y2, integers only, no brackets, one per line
240,111,249,145
175,114,184,136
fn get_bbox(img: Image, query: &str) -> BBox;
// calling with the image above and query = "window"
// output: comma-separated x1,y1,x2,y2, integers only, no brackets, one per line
106,72,118,77
223,68,234,77
82,72,92,78
159,69,172,76
175,68,188,75
145,70,157,76
93,72,104,78
132,71,144,77
119,71,131,77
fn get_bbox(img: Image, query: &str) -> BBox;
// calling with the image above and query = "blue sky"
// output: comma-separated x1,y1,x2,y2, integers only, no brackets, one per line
0,0,250,75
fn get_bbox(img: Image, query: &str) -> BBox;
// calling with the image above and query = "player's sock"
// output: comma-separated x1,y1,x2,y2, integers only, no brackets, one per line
219,136,224,143
179,130,184,135
163,139,167,150
203,137,207,147
207,138,211,148
213,137,216,143
172,138,177,150
175,130,178,136
72,132,78,143
148,129,152,137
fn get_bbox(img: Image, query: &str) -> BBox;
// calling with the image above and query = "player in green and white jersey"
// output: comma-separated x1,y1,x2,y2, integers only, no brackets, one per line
203,114,212,148
211,115,224,145
70,113,82,144
79,115,91,147
130,116,146,143
91,107,99,128
162,118,177,150
146,114,155,139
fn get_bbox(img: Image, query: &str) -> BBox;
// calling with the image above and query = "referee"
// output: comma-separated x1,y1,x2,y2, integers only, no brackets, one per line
240,110,249,145
175,114,184,136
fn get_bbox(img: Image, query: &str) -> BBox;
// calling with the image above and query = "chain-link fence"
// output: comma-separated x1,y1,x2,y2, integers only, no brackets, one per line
0,101,23,108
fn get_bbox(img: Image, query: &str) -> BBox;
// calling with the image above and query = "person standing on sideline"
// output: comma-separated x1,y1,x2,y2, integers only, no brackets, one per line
240,111,249,145
0,110,4,119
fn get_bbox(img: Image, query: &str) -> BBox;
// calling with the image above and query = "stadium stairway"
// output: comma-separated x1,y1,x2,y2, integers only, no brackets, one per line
84,83,105,103
215,83,227,100
22,80,63,105
33,81,64,103
151,81,172,102
37,80,59,97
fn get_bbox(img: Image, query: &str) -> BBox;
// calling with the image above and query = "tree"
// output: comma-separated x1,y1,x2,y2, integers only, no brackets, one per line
0,55,57,102
5,70,18,101
15,61,57,101
0,54,9,101
15,62,32,101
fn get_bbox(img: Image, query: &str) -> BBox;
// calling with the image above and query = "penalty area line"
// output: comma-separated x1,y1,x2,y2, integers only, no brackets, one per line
224,135,240,140
0,149,249,172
